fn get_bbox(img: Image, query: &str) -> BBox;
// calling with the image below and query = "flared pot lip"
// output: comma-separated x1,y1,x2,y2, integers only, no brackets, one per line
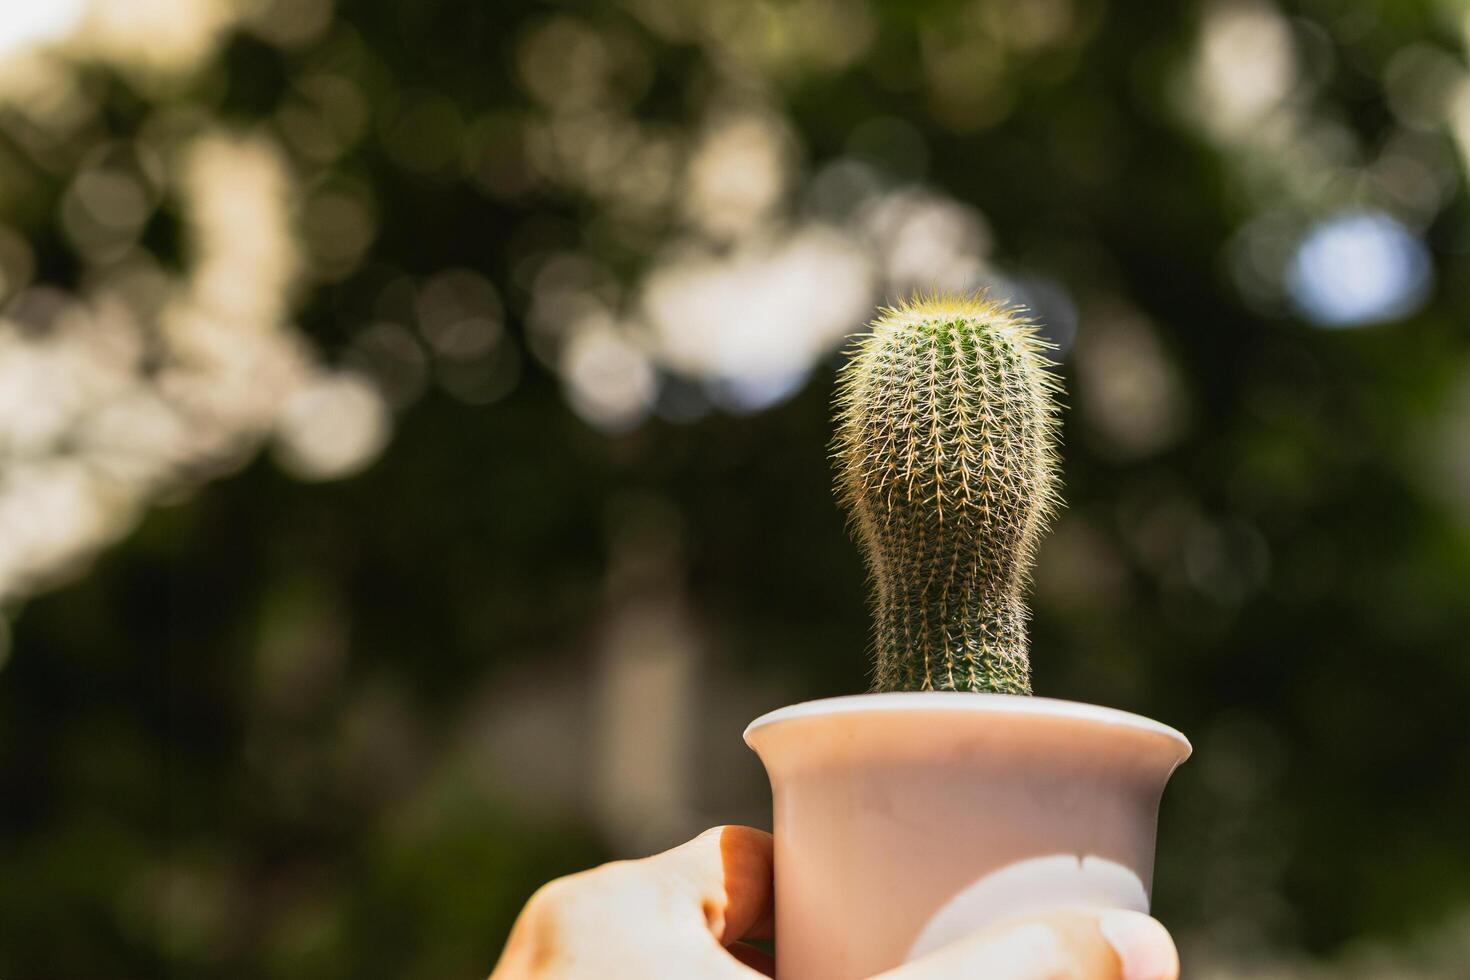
744,691,1191,758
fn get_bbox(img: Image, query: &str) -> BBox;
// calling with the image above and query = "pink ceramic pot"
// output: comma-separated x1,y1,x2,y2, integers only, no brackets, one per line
745,692,1191,980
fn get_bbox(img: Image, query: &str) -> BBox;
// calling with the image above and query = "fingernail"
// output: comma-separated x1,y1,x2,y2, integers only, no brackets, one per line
1098,910,1179,980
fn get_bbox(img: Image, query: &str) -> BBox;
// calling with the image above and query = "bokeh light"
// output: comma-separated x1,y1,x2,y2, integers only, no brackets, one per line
274,372,391,481
2,0,1469,976
1287,211,1432,328
0,2,87,61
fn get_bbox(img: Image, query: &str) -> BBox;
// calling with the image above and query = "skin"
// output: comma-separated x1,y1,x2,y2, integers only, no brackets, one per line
490,826,1179,980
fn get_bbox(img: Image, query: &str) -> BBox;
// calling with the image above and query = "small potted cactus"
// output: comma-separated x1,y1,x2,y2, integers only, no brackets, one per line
744,295,1191,979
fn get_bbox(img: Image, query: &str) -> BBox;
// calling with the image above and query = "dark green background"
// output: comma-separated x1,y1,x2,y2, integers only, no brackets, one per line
3,0,1469,976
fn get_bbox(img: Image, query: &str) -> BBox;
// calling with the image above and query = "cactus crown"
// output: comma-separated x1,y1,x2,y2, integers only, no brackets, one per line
834,293,1062,695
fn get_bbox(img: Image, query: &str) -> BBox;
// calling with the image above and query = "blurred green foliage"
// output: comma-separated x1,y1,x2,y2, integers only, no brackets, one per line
3,0,1470,976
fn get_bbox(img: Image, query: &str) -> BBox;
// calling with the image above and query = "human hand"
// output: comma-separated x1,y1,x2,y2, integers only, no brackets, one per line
871,906,1179,980
490,825,776,979
489,825,1179,980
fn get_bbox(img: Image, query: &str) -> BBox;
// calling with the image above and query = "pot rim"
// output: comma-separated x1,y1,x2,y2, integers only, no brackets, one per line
744,691,1190,758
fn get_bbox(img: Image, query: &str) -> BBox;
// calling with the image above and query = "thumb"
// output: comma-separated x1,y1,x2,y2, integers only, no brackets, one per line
871,908,1178,980
645,826,775,944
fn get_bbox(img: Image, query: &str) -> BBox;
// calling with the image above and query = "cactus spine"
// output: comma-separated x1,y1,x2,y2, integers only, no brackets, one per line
834,294,1062,695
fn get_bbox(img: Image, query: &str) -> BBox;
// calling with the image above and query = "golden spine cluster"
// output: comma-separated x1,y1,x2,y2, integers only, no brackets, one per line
834,294,1063,694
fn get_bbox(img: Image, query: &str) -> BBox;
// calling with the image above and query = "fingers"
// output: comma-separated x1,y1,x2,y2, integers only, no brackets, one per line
873,908,1178,980
651,825,776,944
492,829,1177,980
1096,911,1179,980
491,828,776,980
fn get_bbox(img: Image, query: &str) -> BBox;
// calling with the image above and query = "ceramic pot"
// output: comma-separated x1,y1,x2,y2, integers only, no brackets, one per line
744,692,1191,980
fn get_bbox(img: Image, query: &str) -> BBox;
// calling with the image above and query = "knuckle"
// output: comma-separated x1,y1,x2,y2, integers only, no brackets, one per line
524,861,630,925
499,858,651,978
495,883,572,979
523,878,568,922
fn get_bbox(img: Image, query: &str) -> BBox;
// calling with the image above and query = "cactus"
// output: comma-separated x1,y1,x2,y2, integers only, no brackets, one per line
834,294,1062,695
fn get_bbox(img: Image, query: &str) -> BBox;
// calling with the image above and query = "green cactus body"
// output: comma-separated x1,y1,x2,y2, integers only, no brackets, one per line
834,295,1062,695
